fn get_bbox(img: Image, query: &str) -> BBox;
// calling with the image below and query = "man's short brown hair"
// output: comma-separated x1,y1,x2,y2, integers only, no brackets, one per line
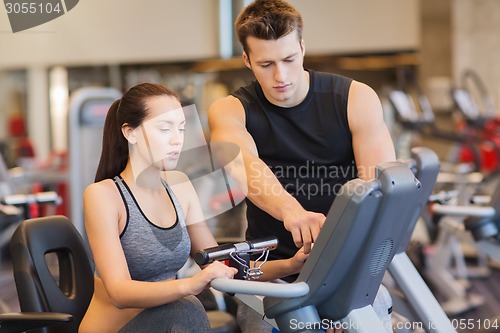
235,0,303,55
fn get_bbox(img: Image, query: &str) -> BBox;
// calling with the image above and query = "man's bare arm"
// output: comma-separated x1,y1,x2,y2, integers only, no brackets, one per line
208,96,324,253
348,81,396,180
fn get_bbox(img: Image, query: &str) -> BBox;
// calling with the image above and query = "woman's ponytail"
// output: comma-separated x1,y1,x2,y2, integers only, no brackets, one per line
94,99,129,182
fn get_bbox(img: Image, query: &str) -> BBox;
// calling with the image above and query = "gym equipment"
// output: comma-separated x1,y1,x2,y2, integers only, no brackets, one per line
0,312,73,333
9,216,94,333
198,157,426,333
0,171,23,314
431,176,500,264
452,69,500,173
386,69,495,173
1,192,61,220
419,165,500,315
201,148,460,333
389,67,500,180
404,151,489,315
0,191,61,282
194,236,278,280
0,154,23,256
452,69,496,125
421,180,500,320
5,215,240,333
386,71,500,314
0,152,63,316
0,151,62,256
68,87,122,236
396,148,500,318
385,148,458,332
0,154,62,255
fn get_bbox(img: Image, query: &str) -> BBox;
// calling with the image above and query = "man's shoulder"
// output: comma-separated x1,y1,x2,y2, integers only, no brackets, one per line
310,69,352,84
208,95,246,128
309,70,353,95
210,95,244,112
231,80,258,100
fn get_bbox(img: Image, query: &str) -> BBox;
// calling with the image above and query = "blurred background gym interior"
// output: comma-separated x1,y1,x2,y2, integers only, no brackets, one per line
1,1,500,332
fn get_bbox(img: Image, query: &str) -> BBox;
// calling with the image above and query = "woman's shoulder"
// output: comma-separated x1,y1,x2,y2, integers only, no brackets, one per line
84,178,120,202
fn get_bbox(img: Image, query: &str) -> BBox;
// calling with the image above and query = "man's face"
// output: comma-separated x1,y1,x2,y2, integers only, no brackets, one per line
244,30,307,108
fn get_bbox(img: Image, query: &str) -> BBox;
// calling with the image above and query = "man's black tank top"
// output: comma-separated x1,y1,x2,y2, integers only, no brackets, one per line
232,70,357,266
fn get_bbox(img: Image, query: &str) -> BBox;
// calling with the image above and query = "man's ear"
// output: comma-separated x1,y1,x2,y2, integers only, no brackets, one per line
243,52,251,69
122,123,137,144
300,39,305,57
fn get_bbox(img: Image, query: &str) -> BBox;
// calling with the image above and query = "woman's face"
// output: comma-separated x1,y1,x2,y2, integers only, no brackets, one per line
136,95,185,171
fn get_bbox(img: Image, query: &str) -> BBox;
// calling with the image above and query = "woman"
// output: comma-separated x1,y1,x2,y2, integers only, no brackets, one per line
80,83,308,333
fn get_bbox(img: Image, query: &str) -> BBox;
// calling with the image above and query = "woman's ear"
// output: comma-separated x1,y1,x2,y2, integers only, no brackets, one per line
122,123,137,144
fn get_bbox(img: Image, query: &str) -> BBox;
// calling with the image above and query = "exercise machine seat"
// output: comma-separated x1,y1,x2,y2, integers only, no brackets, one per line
263,161,423,323
9,215,94,333
0,312,73,333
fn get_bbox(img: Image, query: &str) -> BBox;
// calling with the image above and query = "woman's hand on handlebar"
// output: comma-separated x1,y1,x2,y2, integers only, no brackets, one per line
188,261,238,295
288,246,310,275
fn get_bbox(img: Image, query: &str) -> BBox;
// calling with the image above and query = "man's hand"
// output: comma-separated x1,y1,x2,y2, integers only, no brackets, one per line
283,208,326,254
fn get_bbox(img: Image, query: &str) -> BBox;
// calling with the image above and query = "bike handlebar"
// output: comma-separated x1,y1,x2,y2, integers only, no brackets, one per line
193,236,278,266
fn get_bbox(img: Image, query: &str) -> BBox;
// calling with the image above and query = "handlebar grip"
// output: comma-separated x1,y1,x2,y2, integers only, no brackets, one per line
248,237,278,251
194,243,236,266
193,237,278,266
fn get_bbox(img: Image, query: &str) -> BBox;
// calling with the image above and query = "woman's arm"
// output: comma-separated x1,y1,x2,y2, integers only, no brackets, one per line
84,180,235,309
165,171,304,282
251,246,308,282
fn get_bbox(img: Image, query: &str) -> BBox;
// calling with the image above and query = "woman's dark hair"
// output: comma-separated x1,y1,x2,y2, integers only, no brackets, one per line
235,0,303,56
94,83,178,182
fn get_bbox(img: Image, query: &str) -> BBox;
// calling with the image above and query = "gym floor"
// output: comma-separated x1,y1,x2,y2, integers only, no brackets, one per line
443,266,500,333
404,242,500,333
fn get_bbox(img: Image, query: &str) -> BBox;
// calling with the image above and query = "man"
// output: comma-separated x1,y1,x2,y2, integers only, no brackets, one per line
208,1,396,331
209,0,395,268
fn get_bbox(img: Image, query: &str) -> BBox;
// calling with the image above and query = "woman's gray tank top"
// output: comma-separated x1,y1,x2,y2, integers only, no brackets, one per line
114,176,191,282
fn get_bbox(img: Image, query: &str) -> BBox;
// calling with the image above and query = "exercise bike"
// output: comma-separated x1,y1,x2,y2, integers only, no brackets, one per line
195,148,452,333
